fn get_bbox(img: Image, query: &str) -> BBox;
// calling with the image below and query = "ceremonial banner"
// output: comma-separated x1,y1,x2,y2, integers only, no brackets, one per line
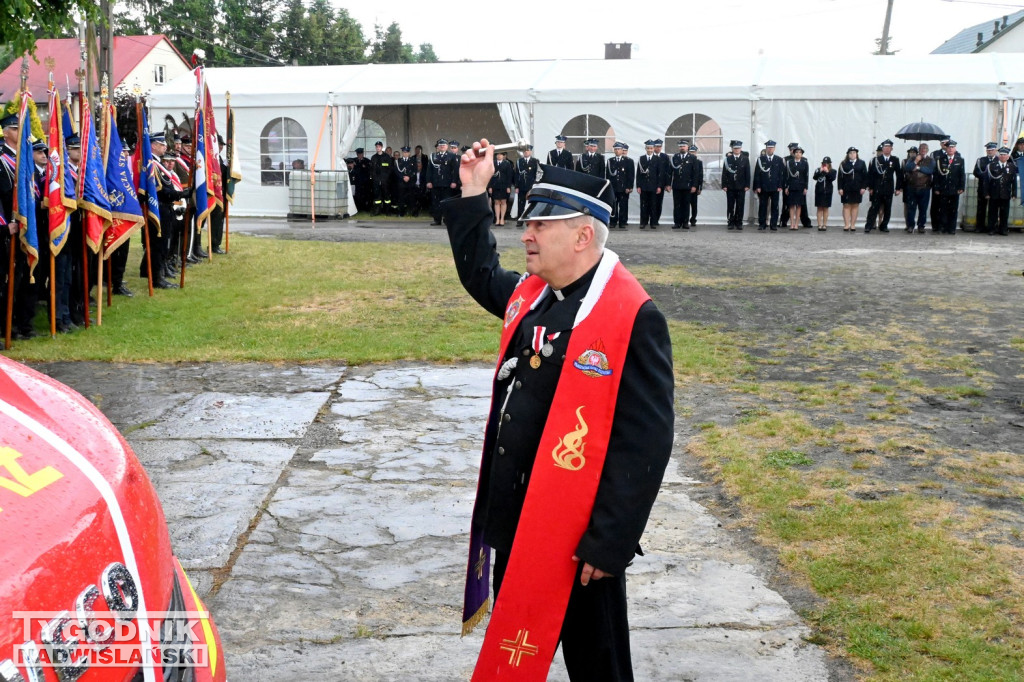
192,67,211,228
78,96,112,253
101,103,144,258
203,84,223,209
44,85,74,256
225,102,241,203
132,105,161,232
13,95,39,281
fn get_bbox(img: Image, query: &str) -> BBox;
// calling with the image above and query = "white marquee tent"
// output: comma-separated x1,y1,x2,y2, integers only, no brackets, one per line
150,54,1024,220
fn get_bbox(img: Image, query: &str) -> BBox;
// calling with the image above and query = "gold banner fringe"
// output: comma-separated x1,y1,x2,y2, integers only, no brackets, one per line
461,598,490,638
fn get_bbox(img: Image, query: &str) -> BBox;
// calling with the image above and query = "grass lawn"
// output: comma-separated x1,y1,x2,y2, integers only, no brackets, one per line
6,234,1023,680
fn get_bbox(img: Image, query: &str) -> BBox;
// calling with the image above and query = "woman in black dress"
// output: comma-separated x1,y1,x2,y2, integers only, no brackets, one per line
813,156,837,231
837,146,868,232
784,147,809,230
487,151,514,226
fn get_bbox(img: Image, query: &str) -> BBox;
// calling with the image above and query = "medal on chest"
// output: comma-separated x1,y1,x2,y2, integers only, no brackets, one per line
529,326,561,368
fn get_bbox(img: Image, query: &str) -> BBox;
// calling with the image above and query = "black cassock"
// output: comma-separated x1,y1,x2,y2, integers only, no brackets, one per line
445,193,674,681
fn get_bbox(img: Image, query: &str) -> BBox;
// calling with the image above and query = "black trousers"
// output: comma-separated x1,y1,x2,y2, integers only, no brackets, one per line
975,190,987,232
12,248,36,334
726,189,745,225
672,189,691,227
431,186,453,223
757,189,780,227
988,197,1009,235
688,191,699,224
110,239,130,289
53,247,72,325
638,189,657,226
210,206,224,250
0,231,9,336
612,191,630,227
933,193,959,233
651,188,665,225
493,550,633,682
799,196,812,227
372,178,392,213
865,192,894,230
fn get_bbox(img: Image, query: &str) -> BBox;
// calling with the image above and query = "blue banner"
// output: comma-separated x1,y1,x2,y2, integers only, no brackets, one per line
14,98,38,280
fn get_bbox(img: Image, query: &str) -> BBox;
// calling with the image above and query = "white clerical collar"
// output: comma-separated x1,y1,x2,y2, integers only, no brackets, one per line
553,289,565,301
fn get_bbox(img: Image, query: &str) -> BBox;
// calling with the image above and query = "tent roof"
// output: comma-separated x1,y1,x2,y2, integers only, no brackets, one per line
932,9,1024,54
0,35,187,101
150,54,1024,110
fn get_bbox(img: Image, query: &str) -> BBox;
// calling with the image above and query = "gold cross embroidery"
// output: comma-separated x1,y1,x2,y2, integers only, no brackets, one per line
499,629,539,667
475,548,486,579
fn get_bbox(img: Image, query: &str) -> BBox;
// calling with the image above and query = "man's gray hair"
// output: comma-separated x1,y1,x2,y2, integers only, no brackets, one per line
566,215,609,249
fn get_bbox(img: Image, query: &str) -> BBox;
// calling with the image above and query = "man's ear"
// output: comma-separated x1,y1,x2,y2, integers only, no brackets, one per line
576,223,595,251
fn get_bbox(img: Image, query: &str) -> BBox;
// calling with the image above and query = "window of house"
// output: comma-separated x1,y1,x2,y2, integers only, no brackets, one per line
154,64,166,85
351,119,386,155
260,117,307,186
665,113,723,183
559,114,616,156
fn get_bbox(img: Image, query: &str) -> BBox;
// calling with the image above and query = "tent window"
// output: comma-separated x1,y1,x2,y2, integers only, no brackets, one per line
666,113,723,184
260,117,308,186
352,119,386,155
559,114,615,156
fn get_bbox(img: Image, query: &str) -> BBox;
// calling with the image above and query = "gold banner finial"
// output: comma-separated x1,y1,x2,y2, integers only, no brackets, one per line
19,54,29,91
101,73,109,100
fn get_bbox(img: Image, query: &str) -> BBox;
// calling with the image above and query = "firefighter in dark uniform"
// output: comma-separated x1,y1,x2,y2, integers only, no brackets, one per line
722,140,750,230
350,148,372,213
972,142,998,232
651,139,670,226
574,138,605,179
514,146,539,225
448,139,463,198
636,140,662,229
548,135,573,169
394,146,418,217
427,139,454,225
369,141,393,215
864,139,903,233
985,145,1016,236
445,139,674,682
932,140,965,234
606,141,634,229
753,140,785,230
668,140,695,230
687,143,704,226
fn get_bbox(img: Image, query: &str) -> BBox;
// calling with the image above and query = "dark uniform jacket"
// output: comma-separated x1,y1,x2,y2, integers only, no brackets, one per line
689,153,704,192
721,152,751,190
932,153,965,195
973,155,996,193
837,158,867,195
867,154,904,195
487,158,514,195
606,155,634,194
668,153,696,191
394,156,417,185
657,152,672,188
753,154,785,192
985,159,1016,200
515,157,539,194
445,193,675,575
574,151,605,179
784,158,809,194
1,142,18,221
427,151,453,187
547,148,573,169
636,154,662,192
370,151,391,184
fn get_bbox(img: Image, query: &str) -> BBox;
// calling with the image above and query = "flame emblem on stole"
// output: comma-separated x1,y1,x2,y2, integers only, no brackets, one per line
552,406,588,471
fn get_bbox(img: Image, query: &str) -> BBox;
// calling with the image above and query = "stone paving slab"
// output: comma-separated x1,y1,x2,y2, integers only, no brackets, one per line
135,391,331,440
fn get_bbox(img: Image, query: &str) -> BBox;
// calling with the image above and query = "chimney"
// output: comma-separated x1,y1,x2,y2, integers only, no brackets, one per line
978,31,984,46
604,43,632,60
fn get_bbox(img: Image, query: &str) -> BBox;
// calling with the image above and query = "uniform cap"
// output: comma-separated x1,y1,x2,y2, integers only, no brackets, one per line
584,138,598,146
621,143,629,150
448,139,459,147
526,144,534,150
65,134,81,148
999,146,1011,154
730,140,743,148
163,149,179,160
435,138,448,146
765,139,777,147
400,146,410,152
847,146,859,153
881,139,894,146
677,140,687,147
946,140,957,147
907,146,919,154
32,140,47,152
822,156,832,164
788,142,799,149
180,134,192,144
612,141,625,149
876,144,883,152
355,147,365,153
792,146,803,153
555,134,567,142
654,139,664,145
151,133,166,144
375,140,383,147
520,164,614,225
985,142,998,150
0,113,18,128
690,145,699,152
644,140,654,147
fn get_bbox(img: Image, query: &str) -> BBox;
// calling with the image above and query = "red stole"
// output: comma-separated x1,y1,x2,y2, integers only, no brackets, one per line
469,252,649,681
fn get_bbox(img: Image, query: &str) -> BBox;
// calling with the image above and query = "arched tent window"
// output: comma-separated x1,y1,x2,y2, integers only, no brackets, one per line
560,114,615,156
260,117,307,186
665,113,723,184
352,119,386,155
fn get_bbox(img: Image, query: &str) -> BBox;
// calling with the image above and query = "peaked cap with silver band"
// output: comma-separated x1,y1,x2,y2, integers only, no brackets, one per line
519,164,615,225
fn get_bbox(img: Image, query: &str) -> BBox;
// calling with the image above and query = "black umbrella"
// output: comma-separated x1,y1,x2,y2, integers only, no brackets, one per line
895,121,948,141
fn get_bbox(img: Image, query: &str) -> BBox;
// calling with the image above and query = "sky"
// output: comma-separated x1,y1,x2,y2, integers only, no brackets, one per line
342,0,1024,62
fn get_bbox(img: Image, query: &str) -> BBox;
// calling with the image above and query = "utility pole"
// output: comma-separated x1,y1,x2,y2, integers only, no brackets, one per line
99,0,113,92
879,0,895,55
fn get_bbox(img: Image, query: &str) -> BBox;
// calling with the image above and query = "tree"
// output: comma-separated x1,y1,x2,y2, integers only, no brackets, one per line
1,0,101,59
220,0,279,66
415,43,439,64
277,0,306,65
370,22,414,64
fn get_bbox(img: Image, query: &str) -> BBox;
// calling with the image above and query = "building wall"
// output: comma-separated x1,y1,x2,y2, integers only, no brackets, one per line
129,40,191,96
